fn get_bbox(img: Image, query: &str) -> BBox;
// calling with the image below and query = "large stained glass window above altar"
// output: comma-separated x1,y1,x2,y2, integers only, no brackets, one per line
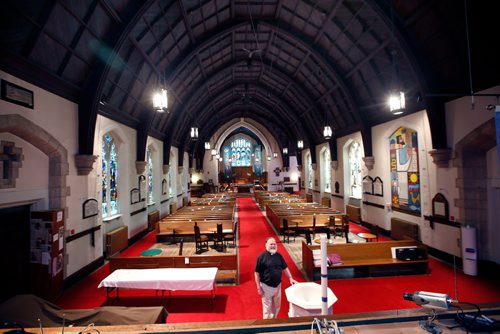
230,138,252,166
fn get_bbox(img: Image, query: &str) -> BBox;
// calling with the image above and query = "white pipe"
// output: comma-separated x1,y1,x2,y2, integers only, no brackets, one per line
320,234,328,315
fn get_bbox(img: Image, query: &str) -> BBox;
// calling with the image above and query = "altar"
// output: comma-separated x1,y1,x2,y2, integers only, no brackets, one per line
236,183,253,193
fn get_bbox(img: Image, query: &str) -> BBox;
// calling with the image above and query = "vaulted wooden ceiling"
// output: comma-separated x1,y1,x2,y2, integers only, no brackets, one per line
1,0,498,166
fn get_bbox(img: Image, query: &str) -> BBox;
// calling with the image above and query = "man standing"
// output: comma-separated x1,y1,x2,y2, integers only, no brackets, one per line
255,237,298,319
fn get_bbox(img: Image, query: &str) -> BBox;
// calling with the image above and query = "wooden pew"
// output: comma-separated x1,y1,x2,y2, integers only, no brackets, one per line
109,253,239,284
156,220,234,242
301,240,429,281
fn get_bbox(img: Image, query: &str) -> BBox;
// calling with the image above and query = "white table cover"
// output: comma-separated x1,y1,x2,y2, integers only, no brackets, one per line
98,267,218,291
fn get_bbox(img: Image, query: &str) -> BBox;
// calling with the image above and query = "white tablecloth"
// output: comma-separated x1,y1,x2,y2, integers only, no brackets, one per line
98,267,218,291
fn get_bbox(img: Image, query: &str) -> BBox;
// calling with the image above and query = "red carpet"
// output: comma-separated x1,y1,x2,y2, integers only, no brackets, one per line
56,199,500,323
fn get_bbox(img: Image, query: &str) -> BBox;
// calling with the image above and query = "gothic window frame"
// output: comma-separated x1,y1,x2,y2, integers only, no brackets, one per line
101,132,119,218
146,146,155,204
348,140,362,199
307,153,313,190
321,147,331,193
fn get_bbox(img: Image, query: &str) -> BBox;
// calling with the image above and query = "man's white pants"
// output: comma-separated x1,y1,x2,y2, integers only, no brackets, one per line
260,282,281,319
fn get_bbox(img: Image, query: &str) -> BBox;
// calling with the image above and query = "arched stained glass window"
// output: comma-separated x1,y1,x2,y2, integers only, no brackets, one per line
102,133,118,217
307,153,312,189
322,148,331,192
147,147,154,204
348,141,362,199
168,166,173,196
229,138,252,166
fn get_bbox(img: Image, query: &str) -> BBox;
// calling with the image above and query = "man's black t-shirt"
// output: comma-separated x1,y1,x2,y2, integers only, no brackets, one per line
255,251,287,288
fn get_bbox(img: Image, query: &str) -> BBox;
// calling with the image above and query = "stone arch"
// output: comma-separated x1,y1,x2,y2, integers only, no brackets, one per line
0,114,70,210
453,118,496,260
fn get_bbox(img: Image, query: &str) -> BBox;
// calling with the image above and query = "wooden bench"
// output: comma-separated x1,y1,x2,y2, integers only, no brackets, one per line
109,253,239,285
302,240,429,280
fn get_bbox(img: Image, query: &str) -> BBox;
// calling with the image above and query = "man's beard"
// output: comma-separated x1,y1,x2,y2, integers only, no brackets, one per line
268,248,277,255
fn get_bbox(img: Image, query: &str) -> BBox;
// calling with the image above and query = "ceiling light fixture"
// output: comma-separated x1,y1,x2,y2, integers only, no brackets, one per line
387,4,405,115
204,142,210,150
190,127,198,140
152,6,169,113
273,152,278,158
283,147,288,155
323,125,332,140
297,140,304,149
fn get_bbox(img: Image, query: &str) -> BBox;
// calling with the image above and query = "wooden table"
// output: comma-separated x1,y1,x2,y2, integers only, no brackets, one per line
357,232,377,242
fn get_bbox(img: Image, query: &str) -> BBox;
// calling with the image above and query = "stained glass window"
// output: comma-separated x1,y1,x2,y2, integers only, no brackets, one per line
168,165,173,196
390,127,421,213
322,148,331,192
147,147,154,204
348,141,362,199
229,138,252,166
307,153,312,189
102,133,118,217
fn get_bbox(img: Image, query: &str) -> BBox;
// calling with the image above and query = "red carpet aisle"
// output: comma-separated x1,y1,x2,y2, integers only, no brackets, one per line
233,197,305,319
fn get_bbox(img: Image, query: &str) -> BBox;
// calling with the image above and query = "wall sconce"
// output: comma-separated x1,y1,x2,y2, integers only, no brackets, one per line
215,153,220,160
389,91,405,115
190,127,199,139
204,142,210,150
267,155,271,161
297,140,304,149
211,149,217,156
273,152,278,158
283,147,288,155
323,125,332,140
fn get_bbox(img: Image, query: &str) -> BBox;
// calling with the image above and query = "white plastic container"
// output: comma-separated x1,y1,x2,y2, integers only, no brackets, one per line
461,225,477,276
285,282,338,317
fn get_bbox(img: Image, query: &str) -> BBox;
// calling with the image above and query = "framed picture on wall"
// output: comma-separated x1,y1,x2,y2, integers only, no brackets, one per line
82,198,98,219
1,79,34,109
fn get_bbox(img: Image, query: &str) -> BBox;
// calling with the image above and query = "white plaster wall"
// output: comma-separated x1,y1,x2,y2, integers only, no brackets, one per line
0,71,98,277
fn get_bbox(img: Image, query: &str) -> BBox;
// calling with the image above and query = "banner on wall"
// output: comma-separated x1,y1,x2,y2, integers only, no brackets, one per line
496,106,500,169
254,145,262,176
223,146,232,177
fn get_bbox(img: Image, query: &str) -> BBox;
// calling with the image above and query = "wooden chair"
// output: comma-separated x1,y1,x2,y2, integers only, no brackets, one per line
332,215,349,242
305,230,312,245
178,238,184,255
282,219,296,243
214,223,224,251
224,221,236,248
194,223,209,254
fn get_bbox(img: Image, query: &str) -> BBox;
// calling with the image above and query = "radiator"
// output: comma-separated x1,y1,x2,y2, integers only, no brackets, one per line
391,218,419,240
321,197,331,207
148,210,160,231
106,226,128,257
346,204,361,223
169,202,177,214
